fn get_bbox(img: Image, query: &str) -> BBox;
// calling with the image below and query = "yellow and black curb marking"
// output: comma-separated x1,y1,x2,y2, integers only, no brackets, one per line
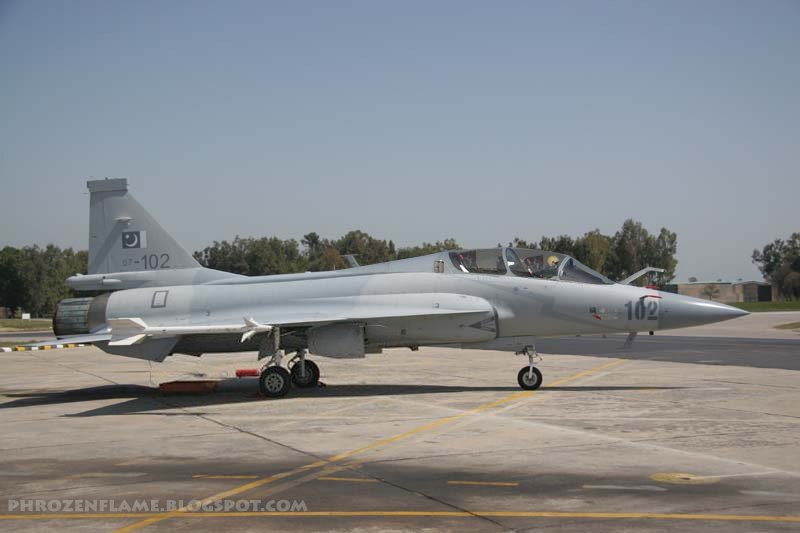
0,343,86,353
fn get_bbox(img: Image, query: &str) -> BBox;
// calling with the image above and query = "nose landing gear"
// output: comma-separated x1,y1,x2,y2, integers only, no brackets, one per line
516,344,543,390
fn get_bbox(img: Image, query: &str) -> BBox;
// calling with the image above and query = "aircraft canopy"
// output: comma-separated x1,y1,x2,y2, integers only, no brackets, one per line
448,248,614,285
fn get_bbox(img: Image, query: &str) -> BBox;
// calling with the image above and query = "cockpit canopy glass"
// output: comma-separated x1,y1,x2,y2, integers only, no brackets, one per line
449,247,614,285
449,249,506,275
558,256,614,285
506,248,564,279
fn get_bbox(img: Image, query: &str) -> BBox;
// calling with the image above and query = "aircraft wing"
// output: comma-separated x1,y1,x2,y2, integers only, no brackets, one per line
250,293,494,327
107,293,494,346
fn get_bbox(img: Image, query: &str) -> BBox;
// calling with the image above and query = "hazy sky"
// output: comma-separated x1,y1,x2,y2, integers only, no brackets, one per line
1,1,797,281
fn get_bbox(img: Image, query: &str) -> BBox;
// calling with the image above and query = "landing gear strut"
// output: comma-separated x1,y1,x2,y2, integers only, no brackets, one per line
516,344,543,390
289,349,320,388
258,335,321,397
257,329,293,398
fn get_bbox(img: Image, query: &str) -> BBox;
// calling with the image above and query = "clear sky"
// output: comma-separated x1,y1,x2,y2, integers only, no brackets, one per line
1,0,797,281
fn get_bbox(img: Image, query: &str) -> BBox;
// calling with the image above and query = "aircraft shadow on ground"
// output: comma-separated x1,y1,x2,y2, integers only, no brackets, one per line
536,335,800,371
0,382,683,417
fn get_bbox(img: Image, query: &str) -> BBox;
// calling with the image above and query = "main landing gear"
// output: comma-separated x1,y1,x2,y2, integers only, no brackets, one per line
259,348,320,398
516,344,543,390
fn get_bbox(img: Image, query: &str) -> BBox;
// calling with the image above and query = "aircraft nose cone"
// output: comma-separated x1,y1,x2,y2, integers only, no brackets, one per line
660,294,749,330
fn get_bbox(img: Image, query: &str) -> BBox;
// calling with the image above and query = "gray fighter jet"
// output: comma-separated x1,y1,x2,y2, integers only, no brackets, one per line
52,179,747,397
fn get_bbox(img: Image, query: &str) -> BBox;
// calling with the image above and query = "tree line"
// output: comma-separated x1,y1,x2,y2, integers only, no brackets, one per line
752,232,800,300
191,231,463,275
1,219,679,317
0,246,88,318
509,219,678,283
192,220,678,283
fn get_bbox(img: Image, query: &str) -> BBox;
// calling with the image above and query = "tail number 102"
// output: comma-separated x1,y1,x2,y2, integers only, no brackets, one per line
141,253,170,269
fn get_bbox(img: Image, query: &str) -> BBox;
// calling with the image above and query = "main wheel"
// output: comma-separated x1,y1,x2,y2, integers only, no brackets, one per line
517,366,543,390
259,366,292,398
290,360,320,388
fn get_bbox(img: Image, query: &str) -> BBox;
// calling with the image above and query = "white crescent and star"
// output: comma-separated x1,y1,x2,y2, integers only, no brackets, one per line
123,232,139,248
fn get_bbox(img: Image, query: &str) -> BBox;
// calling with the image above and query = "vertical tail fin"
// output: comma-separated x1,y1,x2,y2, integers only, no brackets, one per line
87,179,200,274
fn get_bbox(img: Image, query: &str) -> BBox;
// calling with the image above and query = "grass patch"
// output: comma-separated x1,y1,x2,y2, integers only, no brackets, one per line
0,318,52,330
0,318,52,331
730,301,800,312
775,322,800,331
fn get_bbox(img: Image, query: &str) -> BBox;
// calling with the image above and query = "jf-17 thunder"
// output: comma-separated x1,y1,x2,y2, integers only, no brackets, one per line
51,179,748,398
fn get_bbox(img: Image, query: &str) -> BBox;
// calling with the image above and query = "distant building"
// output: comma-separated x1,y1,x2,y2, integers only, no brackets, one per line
661,280,772,303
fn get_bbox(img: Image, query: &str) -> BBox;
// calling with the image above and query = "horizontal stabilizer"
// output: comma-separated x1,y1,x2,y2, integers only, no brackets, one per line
109,334,147,346
108,317,147,331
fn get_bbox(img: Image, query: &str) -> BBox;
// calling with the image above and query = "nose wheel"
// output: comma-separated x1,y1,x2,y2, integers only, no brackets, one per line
517,344,543,390
517,366,542,390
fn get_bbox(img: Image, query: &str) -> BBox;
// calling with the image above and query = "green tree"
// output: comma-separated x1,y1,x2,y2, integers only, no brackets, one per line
0,247,27,311
653,228,678,281
316,246,347,271
752,233,800,299
302,232,347,271
194,236,306,275
193,238,248,274
509,237,537,249
396,239,460,260
245,237,306,275
333,230,396,266
782,272,800,299
606,219,677,283
0,245,88,317
538,235,576,257
573,230,613,273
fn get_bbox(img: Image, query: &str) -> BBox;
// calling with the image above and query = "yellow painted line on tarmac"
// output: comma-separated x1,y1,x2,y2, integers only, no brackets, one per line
545,359,626,387
113,467,309,532
1,514,155,520
318,360,626,466
193,475,259,479
4,511,800,523
115,358,627,532
319,476,379,483
651,472,720,485
448,480,519,487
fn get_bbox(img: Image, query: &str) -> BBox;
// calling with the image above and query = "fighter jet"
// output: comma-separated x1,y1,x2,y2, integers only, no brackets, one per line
52,179,748,397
